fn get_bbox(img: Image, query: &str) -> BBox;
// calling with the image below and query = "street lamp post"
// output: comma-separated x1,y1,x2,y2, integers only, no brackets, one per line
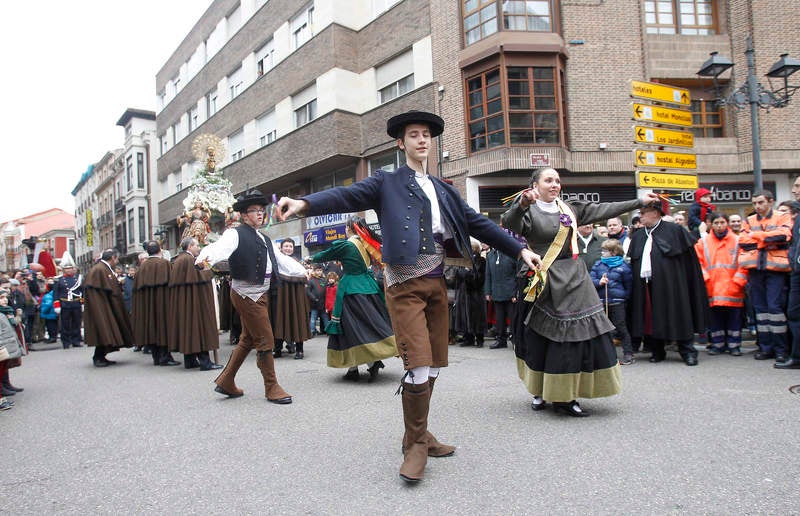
697,35,800,192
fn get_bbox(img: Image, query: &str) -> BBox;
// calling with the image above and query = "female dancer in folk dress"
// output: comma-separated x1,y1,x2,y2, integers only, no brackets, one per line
502,168,656,417
308,216,397,382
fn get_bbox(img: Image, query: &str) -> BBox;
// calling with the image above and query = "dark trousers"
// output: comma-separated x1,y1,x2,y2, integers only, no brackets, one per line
44,319,58,341
748,270,788,354
646,337,697,359
785,272,800,360
493,300,512,344
709,306,743,350
60,305,83,346
607,302,632,355
23,313,35,342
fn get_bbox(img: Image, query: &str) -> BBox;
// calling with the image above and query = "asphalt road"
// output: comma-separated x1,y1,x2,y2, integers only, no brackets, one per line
3,336,799,515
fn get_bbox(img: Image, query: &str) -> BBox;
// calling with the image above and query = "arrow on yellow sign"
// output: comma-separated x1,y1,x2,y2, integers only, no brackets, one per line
632,103,693,127
636,171,698,190
634,150,697,170
631,80,691,106
634,126,695,148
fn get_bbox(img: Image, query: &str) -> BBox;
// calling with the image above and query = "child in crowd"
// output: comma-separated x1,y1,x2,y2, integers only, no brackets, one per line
39,280,59,343
688,187,716,238
590,239,634,364
324,272,338,330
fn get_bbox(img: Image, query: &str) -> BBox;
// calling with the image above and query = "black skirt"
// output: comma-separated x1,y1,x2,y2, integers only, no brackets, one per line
515,324,621,402
326,294,397,368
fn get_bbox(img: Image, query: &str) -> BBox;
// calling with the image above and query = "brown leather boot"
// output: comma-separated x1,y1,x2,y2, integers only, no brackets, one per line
402,376,456,457
426,376,456,457
256,351,292,404
399,381,430,483
214,345,250,397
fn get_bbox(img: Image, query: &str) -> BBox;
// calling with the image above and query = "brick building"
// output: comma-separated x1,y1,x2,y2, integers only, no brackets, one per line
155,0,799,255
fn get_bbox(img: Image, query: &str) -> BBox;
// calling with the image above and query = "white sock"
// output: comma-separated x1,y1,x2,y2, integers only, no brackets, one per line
532,396,544,405
408,366,430,384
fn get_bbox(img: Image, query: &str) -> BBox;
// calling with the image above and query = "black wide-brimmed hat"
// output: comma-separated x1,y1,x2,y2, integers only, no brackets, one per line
233,189,269,213
386,110,444,139
641,198,670,216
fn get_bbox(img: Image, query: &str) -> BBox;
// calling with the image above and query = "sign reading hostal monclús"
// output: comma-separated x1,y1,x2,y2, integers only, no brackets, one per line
632,103,693,127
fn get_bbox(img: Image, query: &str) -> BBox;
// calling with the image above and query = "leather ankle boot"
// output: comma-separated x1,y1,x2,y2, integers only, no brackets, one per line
399,381,430,482
214,345,250,397
2,371,22,392
256,351,292,404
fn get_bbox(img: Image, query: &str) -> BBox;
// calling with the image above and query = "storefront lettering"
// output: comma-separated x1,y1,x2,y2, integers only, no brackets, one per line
561,192,601,203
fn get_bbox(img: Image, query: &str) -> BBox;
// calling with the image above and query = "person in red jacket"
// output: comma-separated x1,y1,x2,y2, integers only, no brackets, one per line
695,213,749,356
324,272,338,324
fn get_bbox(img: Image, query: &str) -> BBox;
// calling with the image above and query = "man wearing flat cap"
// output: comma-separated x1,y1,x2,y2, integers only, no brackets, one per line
278,110,541,483
196,190,305,405
628,199,708,366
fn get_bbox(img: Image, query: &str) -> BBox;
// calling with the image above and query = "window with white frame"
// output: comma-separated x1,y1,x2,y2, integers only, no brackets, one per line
126,156,133,192
188,106,198,132
368,149,406,174
256,39,275,76
229,130,245,162
187,42,206,78
206,23,225,58
206,89,218,117
376,50,415,104
291,4,314,50
138,207,146,243
256,110,277,147
172,122,181,145
311,166,356,193
137,152,145,189
293,85,318,127
228,67,244,100
227,3,243,35
160,134,168,155
127,209,135,244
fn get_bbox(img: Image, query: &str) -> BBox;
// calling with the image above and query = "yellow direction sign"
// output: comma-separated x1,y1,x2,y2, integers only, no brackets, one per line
631,80,691,106
634,150,697,170
632,103,693,127
634,126,694,148
636,171,698,190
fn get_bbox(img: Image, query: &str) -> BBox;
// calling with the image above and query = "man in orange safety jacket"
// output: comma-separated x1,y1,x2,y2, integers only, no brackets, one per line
738,190,791,361
695,213,749,356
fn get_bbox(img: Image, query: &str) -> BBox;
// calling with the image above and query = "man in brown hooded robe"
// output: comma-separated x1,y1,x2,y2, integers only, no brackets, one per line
170,236,222,370
84,249,133,367
132,241,179,366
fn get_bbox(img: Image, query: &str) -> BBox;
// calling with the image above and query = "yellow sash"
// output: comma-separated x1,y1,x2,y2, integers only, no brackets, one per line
523,199,578,302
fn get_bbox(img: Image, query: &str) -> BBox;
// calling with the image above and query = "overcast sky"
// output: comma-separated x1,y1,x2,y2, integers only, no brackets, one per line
0,1,212,223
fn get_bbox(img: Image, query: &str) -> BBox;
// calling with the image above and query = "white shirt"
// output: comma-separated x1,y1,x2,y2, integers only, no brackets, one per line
196,227,308,280
415,174,444,235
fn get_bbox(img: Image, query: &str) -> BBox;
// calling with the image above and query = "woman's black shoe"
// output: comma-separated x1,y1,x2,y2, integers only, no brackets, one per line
530,398,547,411
367,361,385,382
553,401,590,417
343,368,360,382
